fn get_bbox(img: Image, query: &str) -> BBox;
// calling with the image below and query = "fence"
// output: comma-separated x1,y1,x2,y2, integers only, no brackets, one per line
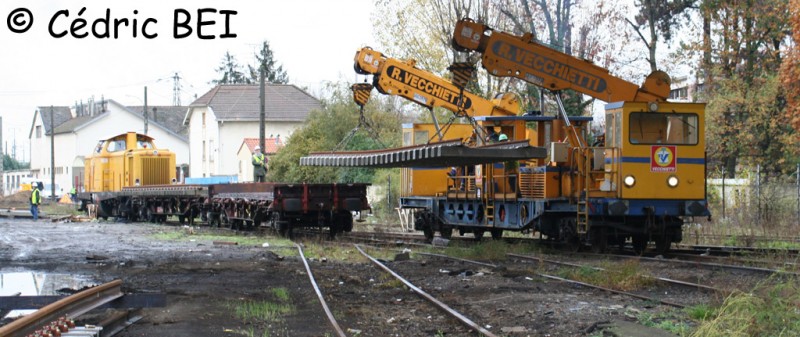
706,164,800,228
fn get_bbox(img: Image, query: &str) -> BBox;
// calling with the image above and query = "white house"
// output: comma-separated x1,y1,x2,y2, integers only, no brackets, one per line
236,137,283,182
184,84,320,178
28,99,190,191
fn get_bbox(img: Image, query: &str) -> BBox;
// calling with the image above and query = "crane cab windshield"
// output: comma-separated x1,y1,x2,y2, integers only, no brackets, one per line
628,112,698,145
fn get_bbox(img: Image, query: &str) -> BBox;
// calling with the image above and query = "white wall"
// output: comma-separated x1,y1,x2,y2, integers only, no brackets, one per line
186,106,221,177
29,102,189,191
237,144,252,182
187,105,300,177
218,121,297,176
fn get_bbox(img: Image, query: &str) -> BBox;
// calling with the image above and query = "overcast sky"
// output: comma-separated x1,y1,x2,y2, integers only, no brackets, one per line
0,0,376,161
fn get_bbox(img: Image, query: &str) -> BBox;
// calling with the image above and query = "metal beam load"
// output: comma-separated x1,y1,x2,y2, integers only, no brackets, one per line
300,139,546,168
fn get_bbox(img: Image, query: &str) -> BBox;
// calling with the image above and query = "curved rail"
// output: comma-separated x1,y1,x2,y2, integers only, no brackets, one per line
355,245,498,337
295,244,347,337
0,280,123,337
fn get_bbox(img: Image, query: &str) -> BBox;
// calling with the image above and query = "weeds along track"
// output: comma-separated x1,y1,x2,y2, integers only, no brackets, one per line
507,253,722,308
554,252,796,298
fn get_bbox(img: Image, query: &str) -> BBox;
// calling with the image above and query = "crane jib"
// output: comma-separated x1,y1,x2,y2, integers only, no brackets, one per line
387,65,473,109
490,41,608,94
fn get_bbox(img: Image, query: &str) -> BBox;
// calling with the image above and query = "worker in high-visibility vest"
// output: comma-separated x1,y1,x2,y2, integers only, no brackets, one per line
252,146,268,182
30,183,41,221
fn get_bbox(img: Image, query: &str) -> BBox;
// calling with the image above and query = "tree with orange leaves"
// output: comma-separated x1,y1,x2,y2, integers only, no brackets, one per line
779,0,800,135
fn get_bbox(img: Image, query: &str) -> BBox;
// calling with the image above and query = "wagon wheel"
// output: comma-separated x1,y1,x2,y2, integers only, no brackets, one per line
590,227,608,253
473,229,485,241
277,221,293,238
439,226,453,240
632,235,648,255
423,227,435,242
329,221,341,239
560,219,581,252
490,229,504,240
654,232,672,254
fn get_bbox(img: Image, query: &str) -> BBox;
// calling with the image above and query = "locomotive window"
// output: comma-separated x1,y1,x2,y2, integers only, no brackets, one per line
94,140,104,153
106,140,127,152
137,140,154,149
629,112,698,145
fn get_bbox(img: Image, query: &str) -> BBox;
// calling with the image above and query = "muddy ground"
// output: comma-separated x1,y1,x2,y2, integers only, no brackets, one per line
0,215,698,337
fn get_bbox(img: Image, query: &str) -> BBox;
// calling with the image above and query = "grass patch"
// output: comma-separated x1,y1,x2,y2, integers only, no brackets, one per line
228,299,294,323
40,203,82,216
557,259,654,291
149,228,293,247
754,240,800,250
377,274,405,289
685,303,717,321
690,278,800,337
637,311,692,335
297,241,368,263
271,287,290,302
438,240,540,261
228,287,295,325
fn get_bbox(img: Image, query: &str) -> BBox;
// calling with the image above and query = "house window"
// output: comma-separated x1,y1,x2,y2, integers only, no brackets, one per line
209,140,215,162
202,112,206,126
36,125,42,138
239,161,242,173
202,141,206,161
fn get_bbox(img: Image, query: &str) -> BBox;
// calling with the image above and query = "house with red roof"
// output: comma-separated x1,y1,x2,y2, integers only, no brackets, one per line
236,137,284,182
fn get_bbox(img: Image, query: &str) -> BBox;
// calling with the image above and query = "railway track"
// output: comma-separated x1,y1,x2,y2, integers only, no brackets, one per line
0,280,126,337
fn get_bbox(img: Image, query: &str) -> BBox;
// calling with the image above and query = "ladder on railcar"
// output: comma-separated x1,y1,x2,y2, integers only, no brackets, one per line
484,163,495,224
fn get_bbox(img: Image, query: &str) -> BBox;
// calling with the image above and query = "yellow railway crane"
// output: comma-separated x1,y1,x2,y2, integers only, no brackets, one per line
452,18,709,252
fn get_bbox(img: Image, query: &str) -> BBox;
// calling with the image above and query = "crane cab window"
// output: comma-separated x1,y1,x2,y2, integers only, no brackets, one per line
629,112,698,145
106,139,127,152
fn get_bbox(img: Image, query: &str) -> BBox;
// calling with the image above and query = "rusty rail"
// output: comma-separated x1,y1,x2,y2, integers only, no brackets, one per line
0,280,123,337
355,245,498,337
296,244,347,337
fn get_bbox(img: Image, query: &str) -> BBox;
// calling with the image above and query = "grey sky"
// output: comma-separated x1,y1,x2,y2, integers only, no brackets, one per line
0,0,376,161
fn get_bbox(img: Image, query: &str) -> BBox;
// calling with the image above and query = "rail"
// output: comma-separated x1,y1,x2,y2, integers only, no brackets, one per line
355,245,498,337
295,244,347,337
0,280,123,337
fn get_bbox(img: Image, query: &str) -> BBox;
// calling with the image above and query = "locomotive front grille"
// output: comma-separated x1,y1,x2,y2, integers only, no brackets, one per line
140,157,171,185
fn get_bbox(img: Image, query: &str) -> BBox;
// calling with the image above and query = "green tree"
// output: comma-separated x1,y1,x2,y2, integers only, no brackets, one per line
3,154,28,170
267,82,402,183
212,51,248,85
247,40,289,84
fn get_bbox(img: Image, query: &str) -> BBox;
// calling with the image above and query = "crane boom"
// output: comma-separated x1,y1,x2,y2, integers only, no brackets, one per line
354,47,520,117
452,19,671,103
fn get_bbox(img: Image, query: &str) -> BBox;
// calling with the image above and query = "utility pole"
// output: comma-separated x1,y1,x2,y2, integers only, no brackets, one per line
50,106,55,201
143,86,149,135
259,68,265,152
172,72,182,106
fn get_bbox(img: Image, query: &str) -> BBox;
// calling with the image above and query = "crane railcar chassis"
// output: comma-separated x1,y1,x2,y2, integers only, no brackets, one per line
78,182,370,238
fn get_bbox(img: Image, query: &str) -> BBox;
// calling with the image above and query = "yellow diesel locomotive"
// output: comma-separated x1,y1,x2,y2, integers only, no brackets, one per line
84,132,176,192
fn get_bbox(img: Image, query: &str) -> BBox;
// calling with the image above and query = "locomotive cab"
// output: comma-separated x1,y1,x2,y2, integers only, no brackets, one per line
85,132,177,193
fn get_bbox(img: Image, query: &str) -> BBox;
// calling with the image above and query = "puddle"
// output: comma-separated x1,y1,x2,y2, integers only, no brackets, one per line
1,271,96,318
